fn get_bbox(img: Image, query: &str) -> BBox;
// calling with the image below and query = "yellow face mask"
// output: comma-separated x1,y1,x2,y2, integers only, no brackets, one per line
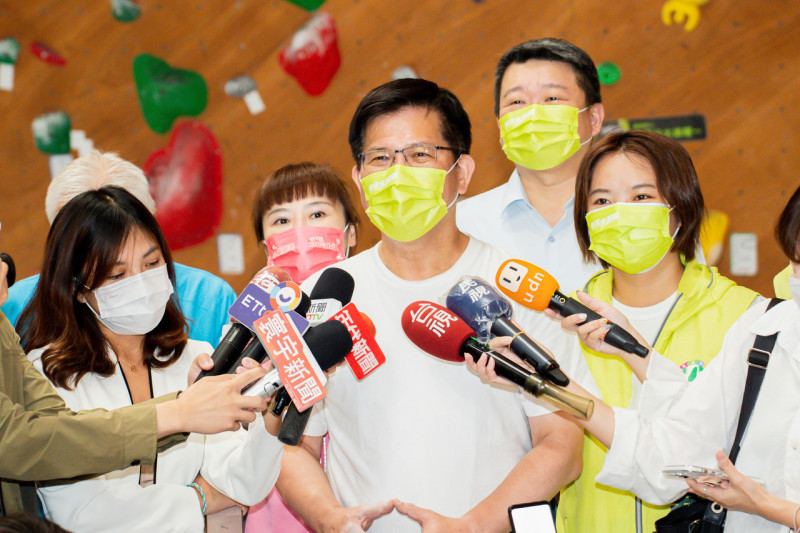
587,203,676,274
499,103,590,170
360,159,459,242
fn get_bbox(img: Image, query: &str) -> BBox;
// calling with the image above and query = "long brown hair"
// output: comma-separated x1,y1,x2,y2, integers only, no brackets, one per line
18,186,188,389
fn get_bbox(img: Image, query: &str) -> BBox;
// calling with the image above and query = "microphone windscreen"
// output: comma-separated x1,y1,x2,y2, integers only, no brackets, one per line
296,292,311,316
445,277,512,342
495,259,560,312
309,267,355,305
401,301,474,363
303,320,353,370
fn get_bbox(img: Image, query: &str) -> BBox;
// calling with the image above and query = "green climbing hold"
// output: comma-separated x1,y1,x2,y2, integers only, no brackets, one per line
32,111,71,154
133,54,207,134
597,62,621,86
284,0,326,11
111,0,141,22
0,37,20,64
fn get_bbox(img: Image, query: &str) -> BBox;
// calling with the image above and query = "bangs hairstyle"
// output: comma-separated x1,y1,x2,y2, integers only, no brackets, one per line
251,162,361,243
574,131,705,267
18,186,188,390
776,185,800,263
348,78,472,167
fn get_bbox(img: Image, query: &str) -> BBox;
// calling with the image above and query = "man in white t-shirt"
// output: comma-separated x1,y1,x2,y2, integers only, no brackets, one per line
276,78,589,533
457,38,605,294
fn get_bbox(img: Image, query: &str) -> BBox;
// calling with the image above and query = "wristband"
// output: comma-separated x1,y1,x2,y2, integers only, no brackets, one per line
187,482,207,516
792,502,800,532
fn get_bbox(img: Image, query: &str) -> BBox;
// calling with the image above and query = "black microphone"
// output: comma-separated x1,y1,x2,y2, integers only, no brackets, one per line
1,253,15,287
277,320,354,446
225,292,312,373
197,266,292,379
401,301,593,419
446,277,569,387
495,259,649,358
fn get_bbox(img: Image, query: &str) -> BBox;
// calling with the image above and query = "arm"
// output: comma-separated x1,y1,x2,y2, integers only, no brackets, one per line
395,412,583,533
276,435,393,533
38,464,205,533
200,411,284,505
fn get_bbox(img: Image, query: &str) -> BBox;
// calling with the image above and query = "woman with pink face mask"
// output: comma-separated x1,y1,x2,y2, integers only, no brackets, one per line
246,162,360,533
252,162,359,286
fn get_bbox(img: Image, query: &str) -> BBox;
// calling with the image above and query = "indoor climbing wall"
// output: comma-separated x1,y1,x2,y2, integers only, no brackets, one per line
0,0,797,296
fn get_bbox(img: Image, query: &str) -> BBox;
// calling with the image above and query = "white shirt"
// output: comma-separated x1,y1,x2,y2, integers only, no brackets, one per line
456,170,600,294
597,298,800,532
28,340,284,533
301,238,596,533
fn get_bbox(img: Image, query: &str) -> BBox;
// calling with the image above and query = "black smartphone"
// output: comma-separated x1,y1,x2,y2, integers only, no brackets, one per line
508,501,556,533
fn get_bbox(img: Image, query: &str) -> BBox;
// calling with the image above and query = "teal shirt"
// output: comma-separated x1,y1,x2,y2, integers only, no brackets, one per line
2,263,236,346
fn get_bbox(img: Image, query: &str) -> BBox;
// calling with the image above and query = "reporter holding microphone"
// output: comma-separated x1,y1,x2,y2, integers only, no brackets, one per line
12,187,282,531
474,131,759,533
483,184,800,532
0,251,269,520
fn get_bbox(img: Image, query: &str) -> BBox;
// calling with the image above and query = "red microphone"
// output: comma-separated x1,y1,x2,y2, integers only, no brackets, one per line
496,259,649,358
401,301,593,419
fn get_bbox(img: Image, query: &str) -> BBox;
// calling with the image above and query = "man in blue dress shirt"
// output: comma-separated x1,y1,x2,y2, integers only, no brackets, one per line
457,38,604,293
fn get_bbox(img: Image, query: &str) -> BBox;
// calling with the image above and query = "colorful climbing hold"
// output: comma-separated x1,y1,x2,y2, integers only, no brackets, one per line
279,12,340,97
0,37,20,91
662,0,710,32
392,66,417,81
224,74,265,115
30,42,67,66
111,0,141,22
283,0,325,11
597,62,621,86
32,111,71,154
133,54,208,134
144,122,223,250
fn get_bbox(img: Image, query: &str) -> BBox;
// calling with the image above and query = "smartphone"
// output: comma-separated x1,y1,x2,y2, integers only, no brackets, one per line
662,465,727,480
508,501,556,533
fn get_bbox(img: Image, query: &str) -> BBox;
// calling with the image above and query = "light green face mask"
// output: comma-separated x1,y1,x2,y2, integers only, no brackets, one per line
360,159,459,242
499,103,590,171
587,203,676,274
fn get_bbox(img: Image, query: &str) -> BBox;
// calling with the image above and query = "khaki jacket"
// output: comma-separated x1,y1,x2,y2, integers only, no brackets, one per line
0,312,184,515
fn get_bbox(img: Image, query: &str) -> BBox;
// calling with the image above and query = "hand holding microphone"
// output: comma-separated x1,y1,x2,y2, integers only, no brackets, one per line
402,301,593,419
445,276,569,386
496,259,650,358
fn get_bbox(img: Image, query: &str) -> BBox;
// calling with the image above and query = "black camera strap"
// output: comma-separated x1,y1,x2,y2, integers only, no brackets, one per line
701,297,781,531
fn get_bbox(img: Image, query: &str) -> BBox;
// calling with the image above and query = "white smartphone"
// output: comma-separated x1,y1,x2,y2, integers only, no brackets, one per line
508,501,556,533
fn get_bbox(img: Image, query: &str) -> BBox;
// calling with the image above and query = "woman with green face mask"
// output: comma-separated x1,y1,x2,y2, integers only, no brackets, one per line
549,131,762,533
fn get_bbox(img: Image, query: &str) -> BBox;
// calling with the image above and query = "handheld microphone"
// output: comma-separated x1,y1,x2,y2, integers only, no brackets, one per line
496,259,649,358
446,277,569,387
305,267,356,324
401,301,593,419
277,267,356,445
277,320,354,446
242,319,353,399
197,266,291,379
226,291,311,373
1,253,15,287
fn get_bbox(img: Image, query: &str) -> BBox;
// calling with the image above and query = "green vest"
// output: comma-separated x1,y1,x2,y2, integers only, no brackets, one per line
556,260,758,533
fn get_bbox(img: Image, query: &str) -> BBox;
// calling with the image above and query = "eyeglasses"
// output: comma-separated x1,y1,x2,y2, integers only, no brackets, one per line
359,145,456,172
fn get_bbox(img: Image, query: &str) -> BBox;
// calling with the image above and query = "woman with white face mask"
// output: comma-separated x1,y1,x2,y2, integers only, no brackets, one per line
246,162,359,533
470,131,761,533
16,186,283,533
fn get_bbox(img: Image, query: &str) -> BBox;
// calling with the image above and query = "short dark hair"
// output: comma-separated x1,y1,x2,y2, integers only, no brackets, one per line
494,38,601,115
348,78,471,167
574,131,705,267
0,513,69,533
251,162,360,243
18,186,188,390
776,185,800,263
